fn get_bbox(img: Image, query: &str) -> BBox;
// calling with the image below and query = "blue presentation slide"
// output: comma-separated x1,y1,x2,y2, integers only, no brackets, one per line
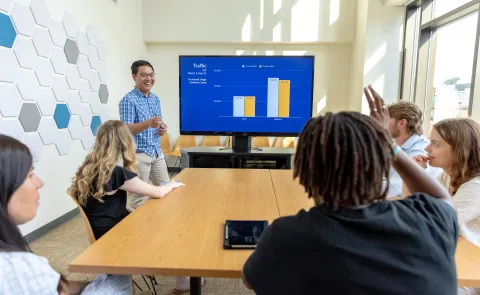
179,56,314,134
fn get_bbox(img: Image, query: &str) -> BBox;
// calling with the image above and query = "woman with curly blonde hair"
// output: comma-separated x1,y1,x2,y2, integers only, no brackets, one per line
68,120,183,239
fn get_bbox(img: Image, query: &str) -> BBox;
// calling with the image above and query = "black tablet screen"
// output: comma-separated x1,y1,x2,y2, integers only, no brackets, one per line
227,221,267,246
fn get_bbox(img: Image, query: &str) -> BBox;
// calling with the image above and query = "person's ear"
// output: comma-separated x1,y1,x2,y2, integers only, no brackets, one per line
132,74,136,81
400,118,408,129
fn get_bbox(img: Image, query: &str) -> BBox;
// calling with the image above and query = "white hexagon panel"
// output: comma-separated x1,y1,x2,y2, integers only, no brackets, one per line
97,40,107,61
32,26,53,58
77,54,89,79
13,36,37,69
67,90,81,115
0,0,14,13
76,31,89,55
16,70,40,101
87,47,99,70
30,0,51,28
52,75,69,102
65,65,80,90
55,129,72,156
0,48,20,83
62,11,78,40
68,115,82,140
98,61,108,83
37,116,58,144
88,70,100,92
0,83,23,117
49,19,66,48
89,92,102,114
50,47,67,74
81,126,94,150
79,103,92,126
37,87,56,116
78,79,90,103
99,104,110,123
0,118,25,141
23,132,44,162
10,2,35,37
34,58,55,87
86,24,98,47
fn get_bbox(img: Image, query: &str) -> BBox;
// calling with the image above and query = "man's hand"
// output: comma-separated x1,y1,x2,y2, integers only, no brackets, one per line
412,155,429,169
158,123,168,135
148,116,162,128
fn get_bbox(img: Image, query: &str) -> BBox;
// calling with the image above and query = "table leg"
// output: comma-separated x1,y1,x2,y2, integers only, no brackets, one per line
190,277,202,295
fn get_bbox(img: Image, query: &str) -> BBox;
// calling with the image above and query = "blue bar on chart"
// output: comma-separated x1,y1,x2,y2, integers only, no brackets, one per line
233,96,245,117
267,78,279,117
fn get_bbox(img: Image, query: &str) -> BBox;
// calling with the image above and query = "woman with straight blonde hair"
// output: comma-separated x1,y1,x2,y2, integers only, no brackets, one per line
68,120,184,239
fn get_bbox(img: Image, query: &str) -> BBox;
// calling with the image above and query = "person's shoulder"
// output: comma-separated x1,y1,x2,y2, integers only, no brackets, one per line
270,209,315,234
455,176,480,196
121,88,139,101
0,251,57,274
395,193,457,226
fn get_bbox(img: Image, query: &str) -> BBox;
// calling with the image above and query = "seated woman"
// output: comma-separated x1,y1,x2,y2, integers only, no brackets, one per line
242,86,457,295
68,120,183,240
0,134,132,294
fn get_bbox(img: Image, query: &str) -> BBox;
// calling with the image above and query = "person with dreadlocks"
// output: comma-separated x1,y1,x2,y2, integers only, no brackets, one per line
241,86,457,295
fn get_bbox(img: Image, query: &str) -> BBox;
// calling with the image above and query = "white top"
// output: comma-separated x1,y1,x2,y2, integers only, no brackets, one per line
438,173,480,247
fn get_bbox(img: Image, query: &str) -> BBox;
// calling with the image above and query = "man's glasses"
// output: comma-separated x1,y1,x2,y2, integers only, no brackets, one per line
139,73,156,78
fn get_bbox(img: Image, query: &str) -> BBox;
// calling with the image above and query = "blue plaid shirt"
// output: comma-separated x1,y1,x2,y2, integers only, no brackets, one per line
119,87,163,157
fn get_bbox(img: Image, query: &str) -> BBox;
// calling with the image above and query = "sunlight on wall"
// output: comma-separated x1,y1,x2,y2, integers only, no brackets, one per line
330,0,340,26
274,0,282,14
291,0,320,42
265,50,275,55
236,50,245,55
364,42,386,75
273,22,282,42
283,50,307,55
242,14,252,42
260,0,265,30
317,95,327,114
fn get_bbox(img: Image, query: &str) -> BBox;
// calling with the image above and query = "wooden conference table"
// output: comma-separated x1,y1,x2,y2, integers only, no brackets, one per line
69,168,480,294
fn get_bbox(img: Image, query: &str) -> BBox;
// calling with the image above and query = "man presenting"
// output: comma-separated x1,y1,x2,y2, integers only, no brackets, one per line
119,60,170,209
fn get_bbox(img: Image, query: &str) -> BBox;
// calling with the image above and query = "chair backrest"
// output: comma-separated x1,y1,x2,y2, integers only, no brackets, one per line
200,136,221,146
273,137,295,148
160,133,173,154
172,135,197,154
252,137,270,148
226,136,232,147
69,195,96,245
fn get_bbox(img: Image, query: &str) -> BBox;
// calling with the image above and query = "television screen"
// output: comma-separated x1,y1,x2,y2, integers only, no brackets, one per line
179,56,314,136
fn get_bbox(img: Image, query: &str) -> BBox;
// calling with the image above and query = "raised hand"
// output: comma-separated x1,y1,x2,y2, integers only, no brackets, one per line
412,155,429,169
363,85,390,134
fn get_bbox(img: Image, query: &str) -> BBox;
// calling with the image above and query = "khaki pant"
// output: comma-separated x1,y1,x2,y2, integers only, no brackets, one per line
129,153,170,209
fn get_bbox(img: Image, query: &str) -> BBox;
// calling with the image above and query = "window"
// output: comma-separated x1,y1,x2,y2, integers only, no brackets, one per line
430,13,477,125
434,0,472,18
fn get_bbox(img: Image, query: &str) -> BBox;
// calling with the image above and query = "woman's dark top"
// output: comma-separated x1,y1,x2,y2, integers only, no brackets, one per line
83,166,137,240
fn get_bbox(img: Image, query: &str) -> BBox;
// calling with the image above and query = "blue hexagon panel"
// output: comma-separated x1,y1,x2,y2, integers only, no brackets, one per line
0,12,17,48
90,115,101,136
54,104,71,129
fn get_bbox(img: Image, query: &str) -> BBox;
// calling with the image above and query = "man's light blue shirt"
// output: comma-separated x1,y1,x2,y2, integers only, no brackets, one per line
119,87,163,158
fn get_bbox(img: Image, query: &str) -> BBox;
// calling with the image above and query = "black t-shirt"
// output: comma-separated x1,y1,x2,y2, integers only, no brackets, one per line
83,166,137,240
243,194,458,295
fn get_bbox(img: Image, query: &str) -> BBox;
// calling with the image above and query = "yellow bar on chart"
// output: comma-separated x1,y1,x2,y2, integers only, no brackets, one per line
244,96,256,117
278,80,290,117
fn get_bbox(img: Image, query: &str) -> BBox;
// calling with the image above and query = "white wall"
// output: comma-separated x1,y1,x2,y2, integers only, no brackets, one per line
18,0,147,236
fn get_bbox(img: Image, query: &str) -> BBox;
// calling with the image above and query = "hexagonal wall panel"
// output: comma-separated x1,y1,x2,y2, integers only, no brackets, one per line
99,84,109,104
0,12,16,48
19,102,41,132
65,65,80,89
37,116,57,144
23,132,43,162
13,36,37,69
67,90,81,115
77,54,89,79
0,118,24,141
76,31,89,55
90,115,101,136
88,70,100,92
34,58,55,86
98,61,108,83
48,19,66,48
64,38,79,64
0,48,20,82
52,75,69,102
50,47,67,74
55,129,72,155
37,87,56,116
79,103,92,126
30,0,50,28
10,2,35,37
87,47,99,70
68,115,82,140
99,104,110,123
81,126,94,149
62,11,78,40
89,92,102,114
16,70,39,101
53,103,70,129
0,83,22,117
0,0,14,13
97,40,107,61
78,79,90,103
86,24,98,47
32,26,53,58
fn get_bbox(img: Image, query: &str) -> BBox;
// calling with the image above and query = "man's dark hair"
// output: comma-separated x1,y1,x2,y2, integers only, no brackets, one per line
131,60,154,75
294,112,393,210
